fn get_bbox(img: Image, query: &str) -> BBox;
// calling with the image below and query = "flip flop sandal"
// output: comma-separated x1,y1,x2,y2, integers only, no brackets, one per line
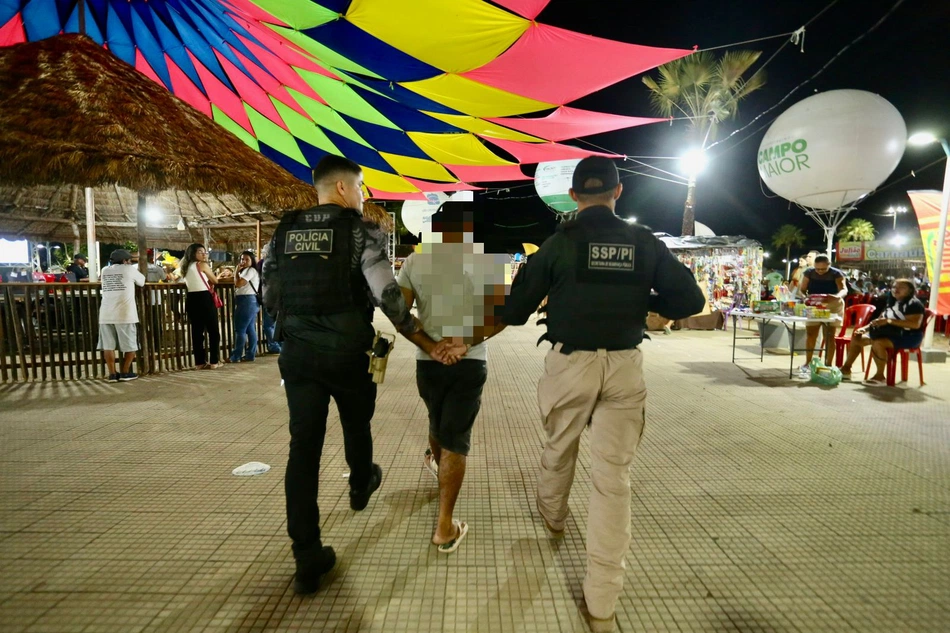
436,521,468,554
424,449,439,480
864,378,887,386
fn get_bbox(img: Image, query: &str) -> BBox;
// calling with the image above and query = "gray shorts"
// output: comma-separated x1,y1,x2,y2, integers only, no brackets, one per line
98,323,138,353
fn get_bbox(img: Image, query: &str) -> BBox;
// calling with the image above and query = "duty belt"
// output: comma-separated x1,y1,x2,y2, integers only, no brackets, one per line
535,331,640,355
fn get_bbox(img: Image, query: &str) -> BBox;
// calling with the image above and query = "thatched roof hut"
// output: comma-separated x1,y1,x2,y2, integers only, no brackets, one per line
0,33,320,253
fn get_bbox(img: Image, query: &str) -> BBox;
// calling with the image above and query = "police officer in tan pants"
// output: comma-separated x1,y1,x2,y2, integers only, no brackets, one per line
503,157,705,632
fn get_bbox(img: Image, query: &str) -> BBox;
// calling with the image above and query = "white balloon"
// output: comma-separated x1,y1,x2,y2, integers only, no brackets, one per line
535,159,581,213
758,90,906,211
448,191,474,202
401,193,448,237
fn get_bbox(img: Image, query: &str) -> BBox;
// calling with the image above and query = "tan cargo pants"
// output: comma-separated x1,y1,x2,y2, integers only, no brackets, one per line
537,344,647,620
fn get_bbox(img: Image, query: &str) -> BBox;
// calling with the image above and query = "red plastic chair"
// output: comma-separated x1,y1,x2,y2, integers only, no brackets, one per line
834,304,876,368
864,309,935,386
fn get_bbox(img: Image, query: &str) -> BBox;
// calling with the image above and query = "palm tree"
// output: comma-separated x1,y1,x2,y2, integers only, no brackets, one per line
643,51,766,236
837,218,876,242
772,224,807,280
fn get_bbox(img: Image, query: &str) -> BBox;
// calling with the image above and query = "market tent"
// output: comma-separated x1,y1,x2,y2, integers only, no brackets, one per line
0,0,688,196
0,35,320,266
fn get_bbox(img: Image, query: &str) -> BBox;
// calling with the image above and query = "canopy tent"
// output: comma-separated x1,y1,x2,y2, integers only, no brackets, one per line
0,0,689,198
0,34,320,272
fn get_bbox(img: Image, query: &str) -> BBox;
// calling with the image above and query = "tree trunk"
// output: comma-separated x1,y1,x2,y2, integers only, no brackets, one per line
785,245,791,280
681,176,697,236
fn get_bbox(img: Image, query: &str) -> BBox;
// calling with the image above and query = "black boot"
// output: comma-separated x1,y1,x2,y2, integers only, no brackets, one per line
293,546,336,595
349,463,382,511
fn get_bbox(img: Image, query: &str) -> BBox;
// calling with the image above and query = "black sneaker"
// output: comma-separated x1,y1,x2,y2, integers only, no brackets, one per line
293,546,336,595
349,463,382,511
119,372,138,382
107,373,119,383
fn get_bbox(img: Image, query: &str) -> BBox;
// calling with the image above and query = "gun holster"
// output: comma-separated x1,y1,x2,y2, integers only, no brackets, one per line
367,331,396,384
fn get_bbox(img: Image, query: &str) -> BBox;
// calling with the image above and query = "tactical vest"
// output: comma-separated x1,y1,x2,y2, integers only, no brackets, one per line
273,205,372,317
544,214,657,350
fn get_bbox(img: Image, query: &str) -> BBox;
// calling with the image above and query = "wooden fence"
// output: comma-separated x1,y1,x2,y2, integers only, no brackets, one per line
0,281,266,383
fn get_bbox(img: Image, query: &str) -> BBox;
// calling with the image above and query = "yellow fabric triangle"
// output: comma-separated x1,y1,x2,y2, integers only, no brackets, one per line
423,112,544,142
401,74,554,118
379,153,458,182
407,132,513,167
362,167,421,193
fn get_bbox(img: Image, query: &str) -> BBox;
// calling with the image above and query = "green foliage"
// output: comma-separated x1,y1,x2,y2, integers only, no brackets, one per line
772,224,807,251
837,218,876,242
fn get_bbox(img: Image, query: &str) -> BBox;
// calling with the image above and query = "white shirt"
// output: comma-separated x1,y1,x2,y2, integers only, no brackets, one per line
99,264,145,324
235,267,260,297
397,243,511,362
183,263,211,293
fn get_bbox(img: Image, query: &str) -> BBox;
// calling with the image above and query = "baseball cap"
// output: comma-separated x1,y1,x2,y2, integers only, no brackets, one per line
571,156,620,194
110,249,132,264
73,253,87,261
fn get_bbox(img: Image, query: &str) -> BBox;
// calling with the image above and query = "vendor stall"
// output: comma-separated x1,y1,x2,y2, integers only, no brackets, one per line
658,234,763,329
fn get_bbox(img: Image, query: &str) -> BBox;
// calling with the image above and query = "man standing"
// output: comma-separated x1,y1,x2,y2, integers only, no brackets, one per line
255,243,281,354
97,249,145,382
263,156,451,595
397,206,508,553
502,157,705,632
798,254,847,374
66,253,89,282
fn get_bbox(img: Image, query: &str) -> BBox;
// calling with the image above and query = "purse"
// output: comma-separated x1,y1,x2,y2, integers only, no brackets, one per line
199,268,224,309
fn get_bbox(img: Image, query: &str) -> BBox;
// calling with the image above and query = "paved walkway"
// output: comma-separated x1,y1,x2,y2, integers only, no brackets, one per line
1,314,948,632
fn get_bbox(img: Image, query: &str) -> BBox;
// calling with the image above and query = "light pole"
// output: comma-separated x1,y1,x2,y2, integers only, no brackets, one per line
679,149,707,236
882,205,907,231
908,132,950,354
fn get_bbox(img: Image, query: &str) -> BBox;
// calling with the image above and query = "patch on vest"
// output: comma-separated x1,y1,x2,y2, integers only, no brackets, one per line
588,243,635,271
285,229,333,254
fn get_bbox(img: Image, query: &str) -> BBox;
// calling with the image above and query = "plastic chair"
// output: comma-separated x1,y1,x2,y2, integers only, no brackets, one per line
834,304,876,368
864,309,935,386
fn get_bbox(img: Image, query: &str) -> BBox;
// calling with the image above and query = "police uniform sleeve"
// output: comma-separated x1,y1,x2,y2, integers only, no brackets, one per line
648,237,705,320
360,223,418,334
502,236,556,325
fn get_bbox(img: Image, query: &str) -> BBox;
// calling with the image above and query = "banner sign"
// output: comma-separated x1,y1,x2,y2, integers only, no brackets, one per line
836,240,924,262
908,190,950,315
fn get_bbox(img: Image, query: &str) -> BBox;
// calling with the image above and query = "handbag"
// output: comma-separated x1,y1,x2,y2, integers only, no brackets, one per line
199,267,224,309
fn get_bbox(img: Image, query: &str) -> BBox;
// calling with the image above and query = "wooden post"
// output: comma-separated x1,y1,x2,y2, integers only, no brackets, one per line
256,219,262,259
136,192,151,375
85,187,98,281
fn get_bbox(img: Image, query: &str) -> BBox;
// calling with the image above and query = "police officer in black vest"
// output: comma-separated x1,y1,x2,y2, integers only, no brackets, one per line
263,156,454,595
502,156,704,632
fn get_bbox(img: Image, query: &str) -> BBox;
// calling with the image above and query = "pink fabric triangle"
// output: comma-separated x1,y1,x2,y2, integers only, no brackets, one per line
134,49,164,88
492,0,551,19
0,14,25,46
164,54,212,117
367,189,428,201
234,32,327,103
221,0,288,27
487,106,662,142
214,50,288,131
227,46,312,118
405,178,484,192
444,164,532,183
483,138,620,163
189,51,254,132
461,23,690,105
228,12,335,77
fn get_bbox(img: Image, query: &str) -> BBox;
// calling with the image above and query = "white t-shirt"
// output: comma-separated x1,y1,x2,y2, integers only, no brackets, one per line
182,263,211,293
99,264,146,324
397,244,510,362
235,267,260,297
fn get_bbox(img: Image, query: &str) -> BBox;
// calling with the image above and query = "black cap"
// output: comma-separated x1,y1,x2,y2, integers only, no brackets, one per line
110,249,132,264
571,156,620,194
73,253,87,261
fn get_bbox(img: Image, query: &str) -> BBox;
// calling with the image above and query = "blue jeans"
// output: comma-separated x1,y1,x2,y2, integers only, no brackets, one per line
262,307,281,353
230,295,259,362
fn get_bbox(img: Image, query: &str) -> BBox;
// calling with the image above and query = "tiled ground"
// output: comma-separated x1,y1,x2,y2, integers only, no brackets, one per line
1,313,948,633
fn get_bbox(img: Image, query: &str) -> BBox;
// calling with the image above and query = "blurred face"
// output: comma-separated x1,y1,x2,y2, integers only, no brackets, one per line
240,254,252,267
196,247,207,262
891,283,912,300
814,260,830,274
806,252,818,267
338,171,364,212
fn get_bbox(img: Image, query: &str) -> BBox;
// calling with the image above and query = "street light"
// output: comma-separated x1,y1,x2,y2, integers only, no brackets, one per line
908,131,950,353
881,205,907,231
890,234,907,246
680,149,707,177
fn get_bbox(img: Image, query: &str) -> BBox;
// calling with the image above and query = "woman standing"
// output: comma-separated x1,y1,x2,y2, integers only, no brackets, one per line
227,250,261,363
180,243,222,369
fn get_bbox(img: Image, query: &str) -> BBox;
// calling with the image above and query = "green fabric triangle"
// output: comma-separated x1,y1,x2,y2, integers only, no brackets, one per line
295,69,398,130
270,98,342,155
243,104,309,166
251,0,338,29
266,24,384,80
211,105,259,151
285,89,372,147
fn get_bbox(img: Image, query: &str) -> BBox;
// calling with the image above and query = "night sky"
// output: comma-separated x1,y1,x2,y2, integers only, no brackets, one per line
475,0,948,257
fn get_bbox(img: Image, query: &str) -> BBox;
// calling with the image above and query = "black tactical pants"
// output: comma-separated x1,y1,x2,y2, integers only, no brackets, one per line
279,340,377,563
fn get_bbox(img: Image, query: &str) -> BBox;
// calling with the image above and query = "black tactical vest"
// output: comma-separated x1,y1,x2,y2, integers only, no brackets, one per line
544,210,657,350
273,205,372,317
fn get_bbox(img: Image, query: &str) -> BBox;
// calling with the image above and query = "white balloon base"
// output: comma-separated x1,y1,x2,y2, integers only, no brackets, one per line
920,348,948,364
